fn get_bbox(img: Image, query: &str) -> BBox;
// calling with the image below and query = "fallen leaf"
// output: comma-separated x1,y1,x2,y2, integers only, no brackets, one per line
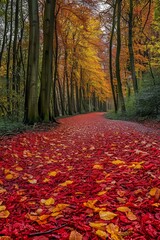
38,214,50,221
95,230,108,239
99,211,117,220
93,164,103,169
117,206,131,213
112,160,125,165
89,222,107,230
59,180,73,187
28,179,37,184
0,206,6,212
83,199,98,209
106,223,123,240
5,174,14,180
0,210,10,218
40,197,55,206
69,230,83,240
149,187,160,196
48,171,58,177
97,191,107,196
126,211,137,221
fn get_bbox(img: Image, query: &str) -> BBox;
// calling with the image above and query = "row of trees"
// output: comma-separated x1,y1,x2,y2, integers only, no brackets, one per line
0,0,110,124
0,0,160,124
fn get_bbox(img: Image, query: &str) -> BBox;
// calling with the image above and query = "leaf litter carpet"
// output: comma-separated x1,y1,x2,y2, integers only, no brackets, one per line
0,113,160,240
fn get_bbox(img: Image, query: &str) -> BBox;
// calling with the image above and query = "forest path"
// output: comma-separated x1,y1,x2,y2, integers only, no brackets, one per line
0,112,160,239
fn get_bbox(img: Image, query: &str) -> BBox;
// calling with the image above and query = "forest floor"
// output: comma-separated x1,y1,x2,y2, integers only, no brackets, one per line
0,112,160,240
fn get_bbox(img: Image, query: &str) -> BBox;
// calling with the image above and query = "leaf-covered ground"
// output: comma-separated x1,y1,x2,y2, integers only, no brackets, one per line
0,113,160,240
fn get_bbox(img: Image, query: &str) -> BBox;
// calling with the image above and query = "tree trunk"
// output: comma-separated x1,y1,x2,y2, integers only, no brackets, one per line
0,0,9,67
116,0,126,113
128,0,138,94
39,0,57,121
109,0,118,112
24,0,39,124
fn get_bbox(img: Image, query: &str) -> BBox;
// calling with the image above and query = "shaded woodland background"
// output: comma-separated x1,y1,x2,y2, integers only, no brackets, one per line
0,0,160,125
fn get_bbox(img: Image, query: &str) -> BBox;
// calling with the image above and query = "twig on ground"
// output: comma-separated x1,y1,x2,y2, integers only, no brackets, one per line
28,224,67,237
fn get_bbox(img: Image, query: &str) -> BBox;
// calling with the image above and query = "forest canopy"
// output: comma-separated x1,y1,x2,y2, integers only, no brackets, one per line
0,0,160,124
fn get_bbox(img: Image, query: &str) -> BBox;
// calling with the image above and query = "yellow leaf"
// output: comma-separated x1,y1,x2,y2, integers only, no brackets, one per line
50,203,69,213
96,230,108,239
126,211,137,221
83,199,98,209
93,164,103,169
28,179,37,184
149,187,159,196
40,197,55,206
59,180,73,187
106,223,123,240
117,206,131,213
38,214,50,221
69,230,83,240
48,171,58,177
43,178,50,183
5,174,14,180
15,166,23,171
112,160,125,165
99,211,117,220
0,210,10,218
0,206,6,212
51,211,61,217
97,191,107,196
89,222,107,230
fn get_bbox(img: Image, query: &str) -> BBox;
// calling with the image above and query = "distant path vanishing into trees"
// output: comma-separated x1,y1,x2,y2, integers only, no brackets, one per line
0,113,159,239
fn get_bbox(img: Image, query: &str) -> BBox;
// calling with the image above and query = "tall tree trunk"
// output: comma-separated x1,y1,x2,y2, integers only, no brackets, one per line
24,0,39,124
128,0,138,94
12,0,19,97
39,0,57,121
0,0,9,67
53,7,60,117
116,0,126,113
109,0,118,112
6,0,13,114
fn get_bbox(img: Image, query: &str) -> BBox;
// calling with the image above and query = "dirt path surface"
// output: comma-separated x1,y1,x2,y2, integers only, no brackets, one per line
0,113,160,239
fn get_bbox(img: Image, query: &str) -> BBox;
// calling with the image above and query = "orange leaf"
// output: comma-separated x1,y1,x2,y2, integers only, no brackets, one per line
126,211,137,221
0,210,10,218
